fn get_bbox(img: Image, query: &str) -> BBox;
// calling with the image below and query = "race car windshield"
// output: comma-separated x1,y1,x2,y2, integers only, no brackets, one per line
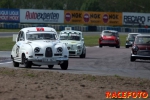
60,34,81,41
128,34,138,40
103,31,118,36
26,33,57,40
135,36,150,44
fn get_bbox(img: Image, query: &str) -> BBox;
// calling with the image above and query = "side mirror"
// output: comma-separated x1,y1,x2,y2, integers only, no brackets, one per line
82,38,84,41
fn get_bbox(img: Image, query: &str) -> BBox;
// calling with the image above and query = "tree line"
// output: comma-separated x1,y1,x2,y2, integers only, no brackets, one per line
1,0,150,13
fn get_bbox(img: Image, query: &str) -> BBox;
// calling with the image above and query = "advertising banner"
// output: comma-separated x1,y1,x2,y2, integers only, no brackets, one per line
64,10,83,24
82,11,102,25
20,9,64,23
101,12,122,26
123,12,150,26
64,10,122,25
0,9,20,22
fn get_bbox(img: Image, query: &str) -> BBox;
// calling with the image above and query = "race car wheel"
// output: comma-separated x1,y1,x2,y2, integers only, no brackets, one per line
116,45,120,48
80,50,86,58
48,65,54,69
12,58,19,67
60,60,68,70
126,45,129,48
130,56,136,62
99,45,102,48
22,54,32,68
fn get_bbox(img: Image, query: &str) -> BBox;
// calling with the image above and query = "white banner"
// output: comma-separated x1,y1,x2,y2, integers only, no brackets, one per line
123,12,150,26
20,9,64,23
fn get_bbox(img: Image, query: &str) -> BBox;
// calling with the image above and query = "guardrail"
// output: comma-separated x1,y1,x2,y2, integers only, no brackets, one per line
0,23,150,33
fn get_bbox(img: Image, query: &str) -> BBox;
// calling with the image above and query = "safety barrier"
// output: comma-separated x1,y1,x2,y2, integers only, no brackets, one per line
1,23,150,33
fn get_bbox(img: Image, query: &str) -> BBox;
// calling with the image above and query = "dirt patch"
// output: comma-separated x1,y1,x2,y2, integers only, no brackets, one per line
0,67,149,100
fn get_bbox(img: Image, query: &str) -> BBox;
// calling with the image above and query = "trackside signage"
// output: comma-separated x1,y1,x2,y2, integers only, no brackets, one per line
64,10,83,24
123,12,150,25
20,9,64,23
0,9,20,22
64,10,122,25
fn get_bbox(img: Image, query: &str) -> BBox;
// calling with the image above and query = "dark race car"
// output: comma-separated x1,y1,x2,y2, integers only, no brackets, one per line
130,34,150,61
125,33,141,48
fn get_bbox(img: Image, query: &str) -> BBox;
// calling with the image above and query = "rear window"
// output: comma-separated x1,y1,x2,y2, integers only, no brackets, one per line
135,36,150,44
103,31,118,36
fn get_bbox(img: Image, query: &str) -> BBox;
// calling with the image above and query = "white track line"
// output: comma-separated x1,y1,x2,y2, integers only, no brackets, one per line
0,61,12,64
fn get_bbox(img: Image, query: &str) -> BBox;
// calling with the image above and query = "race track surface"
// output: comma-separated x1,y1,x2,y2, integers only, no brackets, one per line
0,46,150,79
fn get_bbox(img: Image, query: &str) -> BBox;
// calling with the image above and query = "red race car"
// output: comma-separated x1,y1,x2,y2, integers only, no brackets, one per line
130,34,150,61
99,30,120,48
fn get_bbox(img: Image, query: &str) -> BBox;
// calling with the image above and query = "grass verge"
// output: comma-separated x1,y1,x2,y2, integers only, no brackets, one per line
0,34,127,51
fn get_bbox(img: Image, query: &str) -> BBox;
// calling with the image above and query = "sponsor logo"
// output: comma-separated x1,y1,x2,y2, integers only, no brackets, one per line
65,13,71,22
0,10,19,21
103,14,109,23
124,15,146,24
25,11,59,22
84,13,90,22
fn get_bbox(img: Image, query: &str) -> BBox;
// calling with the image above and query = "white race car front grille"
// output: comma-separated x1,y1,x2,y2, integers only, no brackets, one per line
45,47,53,57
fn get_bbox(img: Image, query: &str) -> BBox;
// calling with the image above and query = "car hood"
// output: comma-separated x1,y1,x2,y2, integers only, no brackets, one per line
27,40,61,48
102,36,116,40
60,40,81,45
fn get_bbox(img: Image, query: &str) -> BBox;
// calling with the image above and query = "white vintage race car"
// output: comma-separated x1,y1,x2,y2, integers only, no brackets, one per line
11,27,69,70
59,29,86,58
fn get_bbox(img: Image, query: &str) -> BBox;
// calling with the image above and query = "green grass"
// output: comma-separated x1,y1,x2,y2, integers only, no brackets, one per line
0,37,15,51
84,34,127,47
0,29,20,32
0,34,127,51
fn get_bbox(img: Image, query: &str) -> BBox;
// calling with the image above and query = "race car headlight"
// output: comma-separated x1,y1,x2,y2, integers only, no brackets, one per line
34,47,40,53
57,47,63,53
77,46,81,49
67,47,70,50
132,45,139,51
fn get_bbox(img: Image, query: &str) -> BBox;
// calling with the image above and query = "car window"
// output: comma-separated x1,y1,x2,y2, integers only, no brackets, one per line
17,31,24,41
128,34,138,39
26,33,57,40
103,31,118,36
59,33,81,41
135,36,150,44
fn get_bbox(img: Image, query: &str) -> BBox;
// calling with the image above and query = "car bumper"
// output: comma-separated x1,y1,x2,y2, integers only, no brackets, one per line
99,43,119,46
28,57,68,65
69,50,82,56
131,54,150,59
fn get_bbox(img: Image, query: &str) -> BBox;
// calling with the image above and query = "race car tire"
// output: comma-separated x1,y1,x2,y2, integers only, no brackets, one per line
60,60,68,70
22,54,32,68
48,65,54,69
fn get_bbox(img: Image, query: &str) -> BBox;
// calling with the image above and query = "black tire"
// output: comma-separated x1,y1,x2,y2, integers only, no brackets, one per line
11,57,19,67
116,45,120,48
80,50,86,58
22,55,32,68
130,56,136,62
48,65,54,69
99,45,102,48
60,61,68,70
126,45,129,48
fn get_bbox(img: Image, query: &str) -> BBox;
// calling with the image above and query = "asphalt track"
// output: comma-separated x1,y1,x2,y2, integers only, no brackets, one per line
0,32,150,79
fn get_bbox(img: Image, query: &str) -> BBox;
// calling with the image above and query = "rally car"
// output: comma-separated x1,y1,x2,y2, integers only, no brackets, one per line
11,27,69,70
59,29,86,58
99,30,120,48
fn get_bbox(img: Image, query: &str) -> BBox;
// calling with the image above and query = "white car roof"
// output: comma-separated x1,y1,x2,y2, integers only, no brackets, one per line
21,27,57,33
128,33,141,35
60,30,82,34
137,34,150,37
